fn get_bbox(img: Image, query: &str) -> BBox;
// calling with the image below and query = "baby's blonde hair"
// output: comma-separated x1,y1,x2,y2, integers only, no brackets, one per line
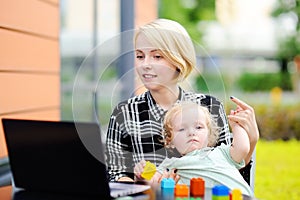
162,101,220,148
134,18,196,80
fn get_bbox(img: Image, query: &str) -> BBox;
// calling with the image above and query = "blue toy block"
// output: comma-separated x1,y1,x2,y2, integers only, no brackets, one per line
212,185,230,196
161,178,175,189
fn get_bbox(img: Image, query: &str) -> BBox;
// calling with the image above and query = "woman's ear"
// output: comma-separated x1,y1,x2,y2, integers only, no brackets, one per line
176,69,184,82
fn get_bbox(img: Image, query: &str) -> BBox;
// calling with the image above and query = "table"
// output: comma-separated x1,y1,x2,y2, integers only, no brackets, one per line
0,185,258,200
1,186,99,200
154,187,257,200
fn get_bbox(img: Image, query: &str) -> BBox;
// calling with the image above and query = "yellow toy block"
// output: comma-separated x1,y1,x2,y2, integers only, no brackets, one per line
141,161,156,180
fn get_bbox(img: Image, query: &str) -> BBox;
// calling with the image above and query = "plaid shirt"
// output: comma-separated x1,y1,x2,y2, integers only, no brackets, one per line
105,88,234,182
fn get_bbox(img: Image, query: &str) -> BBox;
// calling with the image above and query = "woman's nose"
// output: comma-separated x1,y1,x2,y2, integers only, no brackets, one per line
141,57,152,69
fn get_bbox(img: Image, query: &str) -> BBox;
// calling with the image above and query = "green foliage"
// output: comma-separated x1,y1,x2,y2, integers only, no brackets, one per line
225,103,300,141
272,0,300,24
277,33,300,61
272,0,300,60
255,139,300,199
194,74,209,92
159,0,216,41
99,65,117,81
255,104,300,140
194,73,228,93
237,72,293,91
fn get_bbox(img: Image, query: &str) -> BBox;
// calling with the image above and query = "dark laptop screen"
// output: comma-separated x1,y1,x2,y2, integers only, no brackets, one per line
2,118,110,198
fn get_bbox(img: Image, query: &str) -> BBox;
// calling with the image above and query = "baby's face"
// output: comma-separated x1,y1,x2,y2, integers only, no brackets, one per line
171,106,209,155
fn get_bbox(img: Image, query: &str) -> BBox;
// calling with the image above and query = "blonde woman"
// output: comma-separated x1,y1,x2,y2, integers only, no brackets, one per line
105,19,259,183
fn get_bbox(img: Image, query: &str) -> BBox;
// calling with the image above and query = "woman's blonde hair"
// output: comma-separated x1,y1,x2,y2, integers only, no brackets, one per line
162,101,220,148
134,18,196,80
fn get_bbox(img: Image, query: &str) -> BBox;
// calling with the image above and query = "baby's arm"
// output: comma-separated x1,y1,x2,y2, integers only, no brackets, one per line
229,117,250,164
134,160,165,188
149,170,179,188
134,160,179,188
149,172,164,188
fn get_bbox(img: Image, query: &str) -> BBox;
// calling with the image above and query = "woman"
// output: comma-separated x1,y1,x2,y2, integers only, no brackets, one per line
105,18,259,183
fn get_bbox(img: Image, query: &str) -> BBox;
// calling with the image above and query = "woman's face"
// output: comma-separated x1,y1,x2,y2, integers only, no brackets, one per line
171,106,209,155
135,33,179,91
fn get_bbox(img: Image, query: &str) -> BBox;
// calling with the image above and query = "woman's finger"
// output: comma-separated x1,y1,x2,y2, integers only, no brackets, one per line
228,114,247,124
230,96,252,110
228,115,248,131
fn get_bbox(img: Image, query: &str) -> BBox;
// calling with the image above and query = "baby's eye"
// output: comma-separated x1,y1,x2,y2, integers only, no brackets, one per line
195,126,202,130
178,128,185,132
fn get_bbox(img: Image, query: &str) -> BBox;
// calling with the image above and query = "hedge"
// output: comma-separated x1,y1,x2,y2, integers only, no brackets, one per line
226,103,300,141
255,104,300,140
237,72,293,91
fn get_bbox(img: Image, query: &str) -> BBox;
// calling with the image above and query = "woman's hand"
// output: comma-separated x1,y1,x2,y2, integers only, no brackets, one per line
117,176,134,182
228,96,259,143
227,96,260,164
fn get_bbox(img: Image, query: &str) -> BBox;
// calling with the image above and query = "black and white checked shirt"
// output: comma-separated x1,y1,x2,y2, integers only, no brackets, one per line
105,87,236,182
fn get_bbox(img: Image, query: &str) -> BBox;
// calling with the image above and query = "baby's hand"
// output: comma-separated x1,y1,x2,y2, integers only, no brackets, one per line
134,160,147,181
149,168,180,188
228,110,246,133
134,160,157,183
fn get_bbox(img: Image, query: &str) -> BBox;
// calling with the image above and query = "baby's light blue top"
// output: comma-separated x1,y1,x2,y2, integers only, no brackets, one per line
157,144,253,196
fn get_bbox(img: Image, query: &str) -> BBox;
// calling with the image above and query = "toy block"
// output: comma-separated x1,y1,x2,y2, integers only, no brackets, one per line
229,188,242,200
190,177,205,197
212,185,230,200
175,184,189,197
161,178,175,189
141,161,156,180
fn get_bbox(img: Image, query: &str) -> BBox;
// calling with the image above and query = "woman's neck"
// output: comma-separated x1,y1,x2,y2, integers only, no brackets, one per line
150,86,179,110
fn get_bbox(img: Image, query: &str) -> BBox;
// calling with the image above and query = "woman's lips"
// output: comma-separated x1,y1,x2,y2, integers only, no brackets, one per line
143,74,157,78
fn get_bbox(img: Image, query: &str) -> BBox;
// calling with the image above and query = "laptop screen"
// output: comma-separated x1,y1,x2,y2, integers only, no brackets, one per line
2,118,111,198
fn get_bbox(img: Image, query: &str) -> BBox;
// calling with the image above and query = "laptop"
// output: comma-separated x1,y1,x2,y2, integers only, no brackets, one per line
2,118,150,199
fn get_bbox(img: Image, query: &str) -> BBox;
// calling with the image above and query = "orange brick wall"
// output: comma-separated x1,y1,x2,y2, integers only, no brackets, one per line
0,0,60,158
135,0,158,94
135,0,158,27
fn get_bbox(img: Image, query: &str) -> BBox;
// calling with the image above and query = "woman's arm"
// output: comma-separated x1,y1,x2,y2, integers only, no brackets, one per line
105,106,134,182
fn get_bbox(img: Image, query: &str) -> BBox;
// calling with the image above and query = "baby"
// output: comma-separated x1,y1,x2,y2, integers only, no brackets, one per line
135,101,253,196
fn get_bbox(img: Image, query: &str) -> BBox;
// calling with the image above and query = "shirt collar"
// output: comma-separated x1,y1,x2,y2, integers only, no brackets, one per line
146,87,184,121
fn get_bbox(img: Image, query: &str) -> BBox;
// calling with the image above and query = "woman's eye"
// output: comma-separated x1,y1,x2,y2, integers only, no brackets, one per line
179,128,185,132
136,55,144,59
153,55,162,60
196,126,202,130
